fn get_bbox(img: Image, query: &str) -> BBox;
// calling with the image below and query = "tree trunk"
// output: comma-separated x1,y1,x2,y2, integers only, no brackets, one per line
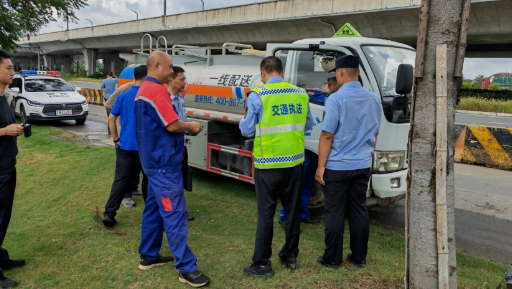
406,0,468,288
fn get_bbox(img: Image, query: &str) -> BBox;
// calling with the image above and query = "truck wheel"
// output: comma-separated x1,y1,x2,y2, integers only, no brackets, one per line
75,118,86,125
20,106,30,124
308,180,326,219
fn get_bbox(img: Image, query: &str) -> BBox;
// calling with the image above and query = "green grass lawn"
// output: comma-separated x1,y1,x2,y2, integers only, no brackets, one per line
61,76,103,84
457,97,512,114
4,126,509,288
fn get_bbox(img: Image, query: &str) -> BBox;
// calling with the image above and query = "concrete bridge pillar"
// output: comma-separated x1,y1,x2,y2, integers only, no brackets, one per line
43,55,55,70
100,53,126,76
53,55,74,73
82,49,97,76
11,56,31,71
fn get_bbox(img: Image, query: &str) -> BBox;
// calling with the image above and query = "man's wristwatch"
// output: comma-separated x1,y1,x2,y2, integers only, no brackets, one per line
113,139,119,143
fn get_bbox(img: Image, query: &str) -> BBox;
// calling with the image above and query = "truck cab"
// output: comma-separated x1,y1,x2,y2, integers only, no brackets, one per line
269,36,415,205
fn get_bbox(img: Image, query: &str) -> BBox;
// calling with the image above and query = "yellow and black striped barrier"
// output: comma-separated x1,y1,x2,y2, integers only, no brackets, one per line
454,124,512,170
81,88,104,105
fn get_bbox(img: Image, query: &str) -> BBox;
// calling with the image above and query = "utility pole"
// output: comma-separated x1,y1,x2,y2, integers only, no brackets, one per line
164,0,166,16
406,0,470,288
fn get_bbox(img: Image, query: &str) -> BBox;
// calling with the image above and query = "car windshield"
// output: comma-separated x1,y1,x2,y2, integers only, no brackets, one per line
24,79,74,92
362,46,415,97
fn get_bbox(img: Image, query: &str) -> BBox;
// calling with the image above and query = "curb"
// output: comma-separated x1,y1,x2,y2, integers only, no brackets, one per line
456,110,512,118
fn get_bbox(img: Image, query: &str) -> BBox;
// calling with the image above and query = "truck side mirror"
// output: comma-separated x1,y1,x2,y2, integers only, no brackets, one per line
74,86,82,92
395,64,414,95
10,87,20,93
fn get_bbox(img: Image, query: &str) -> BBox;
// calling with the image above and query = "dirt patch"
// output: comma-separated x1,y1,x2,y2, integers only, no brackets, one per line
51,131,95,147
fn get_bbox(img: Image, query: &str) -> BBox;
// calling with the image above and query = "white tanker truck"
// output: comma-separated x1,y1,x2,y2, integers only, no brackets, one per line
120,24,415,208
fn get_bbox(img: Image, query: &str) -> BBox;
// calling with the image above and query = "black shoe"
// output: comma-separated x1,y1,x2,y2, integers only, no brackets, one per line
302,218,320,225
179,270,210,288
280,256,299,270
277,218,286,228
102,215,117,227
0,272,17,288
317,256,340,269
243,262,274,278
0,259,25,271
138,255,175,270
346,254,366,268
188,215,195,221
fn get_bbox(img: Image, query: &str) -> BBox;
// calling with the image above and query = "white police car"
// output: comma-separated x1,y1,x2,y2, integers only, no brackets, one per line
5,71,89,124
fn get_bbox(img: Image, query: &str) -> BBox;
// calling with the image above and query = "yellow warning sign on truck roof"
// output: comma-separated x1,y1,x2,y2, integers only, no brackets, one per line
332,23,362,38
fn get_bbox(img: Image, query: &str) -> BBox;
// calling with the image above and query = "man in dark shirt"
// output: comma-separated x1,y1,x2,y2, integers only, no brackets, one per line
0,50,25,288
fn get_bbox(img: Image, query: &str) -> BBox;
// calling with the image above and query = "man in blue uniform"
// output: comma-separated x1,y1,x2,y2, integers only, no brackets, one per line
167,66,194,221
102,65,148,227
135,51,209,288
100,71,119,101
315,55,381,269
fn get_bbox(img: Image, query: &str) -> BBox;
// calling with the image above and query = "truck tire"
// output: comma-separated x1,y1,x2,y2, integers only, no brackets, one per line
308,180,326,219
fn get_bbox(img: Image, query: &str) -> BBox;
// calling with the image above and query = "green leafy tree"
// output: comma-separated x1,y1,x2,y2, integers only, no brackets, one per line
461,81,472,89
488,83,500,91
0,0,88,52
471,75,485,89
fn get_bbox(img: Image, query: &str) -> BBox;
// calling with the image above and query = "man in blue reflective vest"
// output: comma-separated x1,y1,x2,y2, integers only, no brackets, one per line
240,56,313,277
135,51,209,288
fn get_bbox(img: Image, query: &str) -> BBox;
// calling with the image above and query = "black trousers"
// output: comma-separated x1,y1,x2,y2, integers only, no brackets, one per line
252,165,303,264
0,169,16,268
104,148,148,217
322,168,371,265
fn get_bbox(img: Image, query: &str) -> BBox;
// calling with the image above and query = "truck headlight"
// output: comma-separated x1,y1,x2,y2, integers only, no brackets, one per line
373,151,405,173
27,100,44,107
80,100,87,105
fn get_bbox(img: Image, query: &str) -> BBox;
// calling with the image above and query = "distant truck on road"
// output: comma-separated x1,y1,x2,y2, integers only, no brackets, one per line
120,24,415,208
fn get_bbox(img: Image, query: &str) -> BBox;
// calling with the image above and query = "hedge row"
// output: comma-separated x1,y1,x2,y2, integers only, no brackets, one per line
460,89,512,101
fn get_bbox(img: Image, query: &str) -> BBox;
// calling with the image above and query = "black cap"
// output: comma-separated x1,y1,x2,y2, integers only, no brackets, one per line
329,55,360,72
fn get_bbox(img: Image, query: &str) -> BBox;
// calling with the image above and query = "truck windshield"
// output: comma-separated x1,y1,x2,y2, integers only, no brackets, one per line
362,46,415,97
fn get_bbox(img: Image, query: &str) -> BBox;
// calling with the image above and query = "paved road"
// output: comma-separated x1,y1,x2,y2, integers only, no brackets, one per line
456,113,512,128
68,81,101,90
370,163,512,264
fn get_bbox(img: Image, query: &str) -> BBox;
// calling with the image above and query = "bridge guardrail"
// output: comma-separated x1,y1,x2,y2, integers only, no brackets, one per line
81,88,104,105
454,124,512,170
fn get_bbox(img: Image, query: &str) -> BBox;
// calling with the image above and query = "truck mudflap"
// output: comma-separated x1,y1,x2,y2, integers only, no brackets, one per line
206,143,254,184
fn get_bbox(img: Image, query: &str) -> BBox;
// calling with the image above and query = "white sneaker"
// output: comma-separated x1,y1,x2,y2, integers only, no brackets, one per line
122,197,136,207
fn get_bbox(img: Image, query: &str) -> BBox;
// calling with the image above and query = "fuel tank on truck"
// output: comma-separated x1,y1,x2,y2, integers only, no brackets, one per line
176,65,264,117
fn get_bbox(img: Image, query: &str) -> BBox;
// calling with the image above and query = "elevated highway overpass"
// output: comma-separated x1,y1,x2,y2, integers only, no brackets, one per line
13,0,512,74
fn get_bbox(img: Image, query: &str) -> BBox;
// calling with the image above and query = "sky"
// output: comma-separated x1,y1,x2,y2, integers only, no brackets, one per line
38,0,512,80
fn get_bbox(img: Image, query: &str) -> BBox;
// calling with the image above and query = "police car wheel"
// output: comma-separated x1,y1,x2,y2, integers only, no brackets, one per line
20,106,30,124
75,118,86,125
